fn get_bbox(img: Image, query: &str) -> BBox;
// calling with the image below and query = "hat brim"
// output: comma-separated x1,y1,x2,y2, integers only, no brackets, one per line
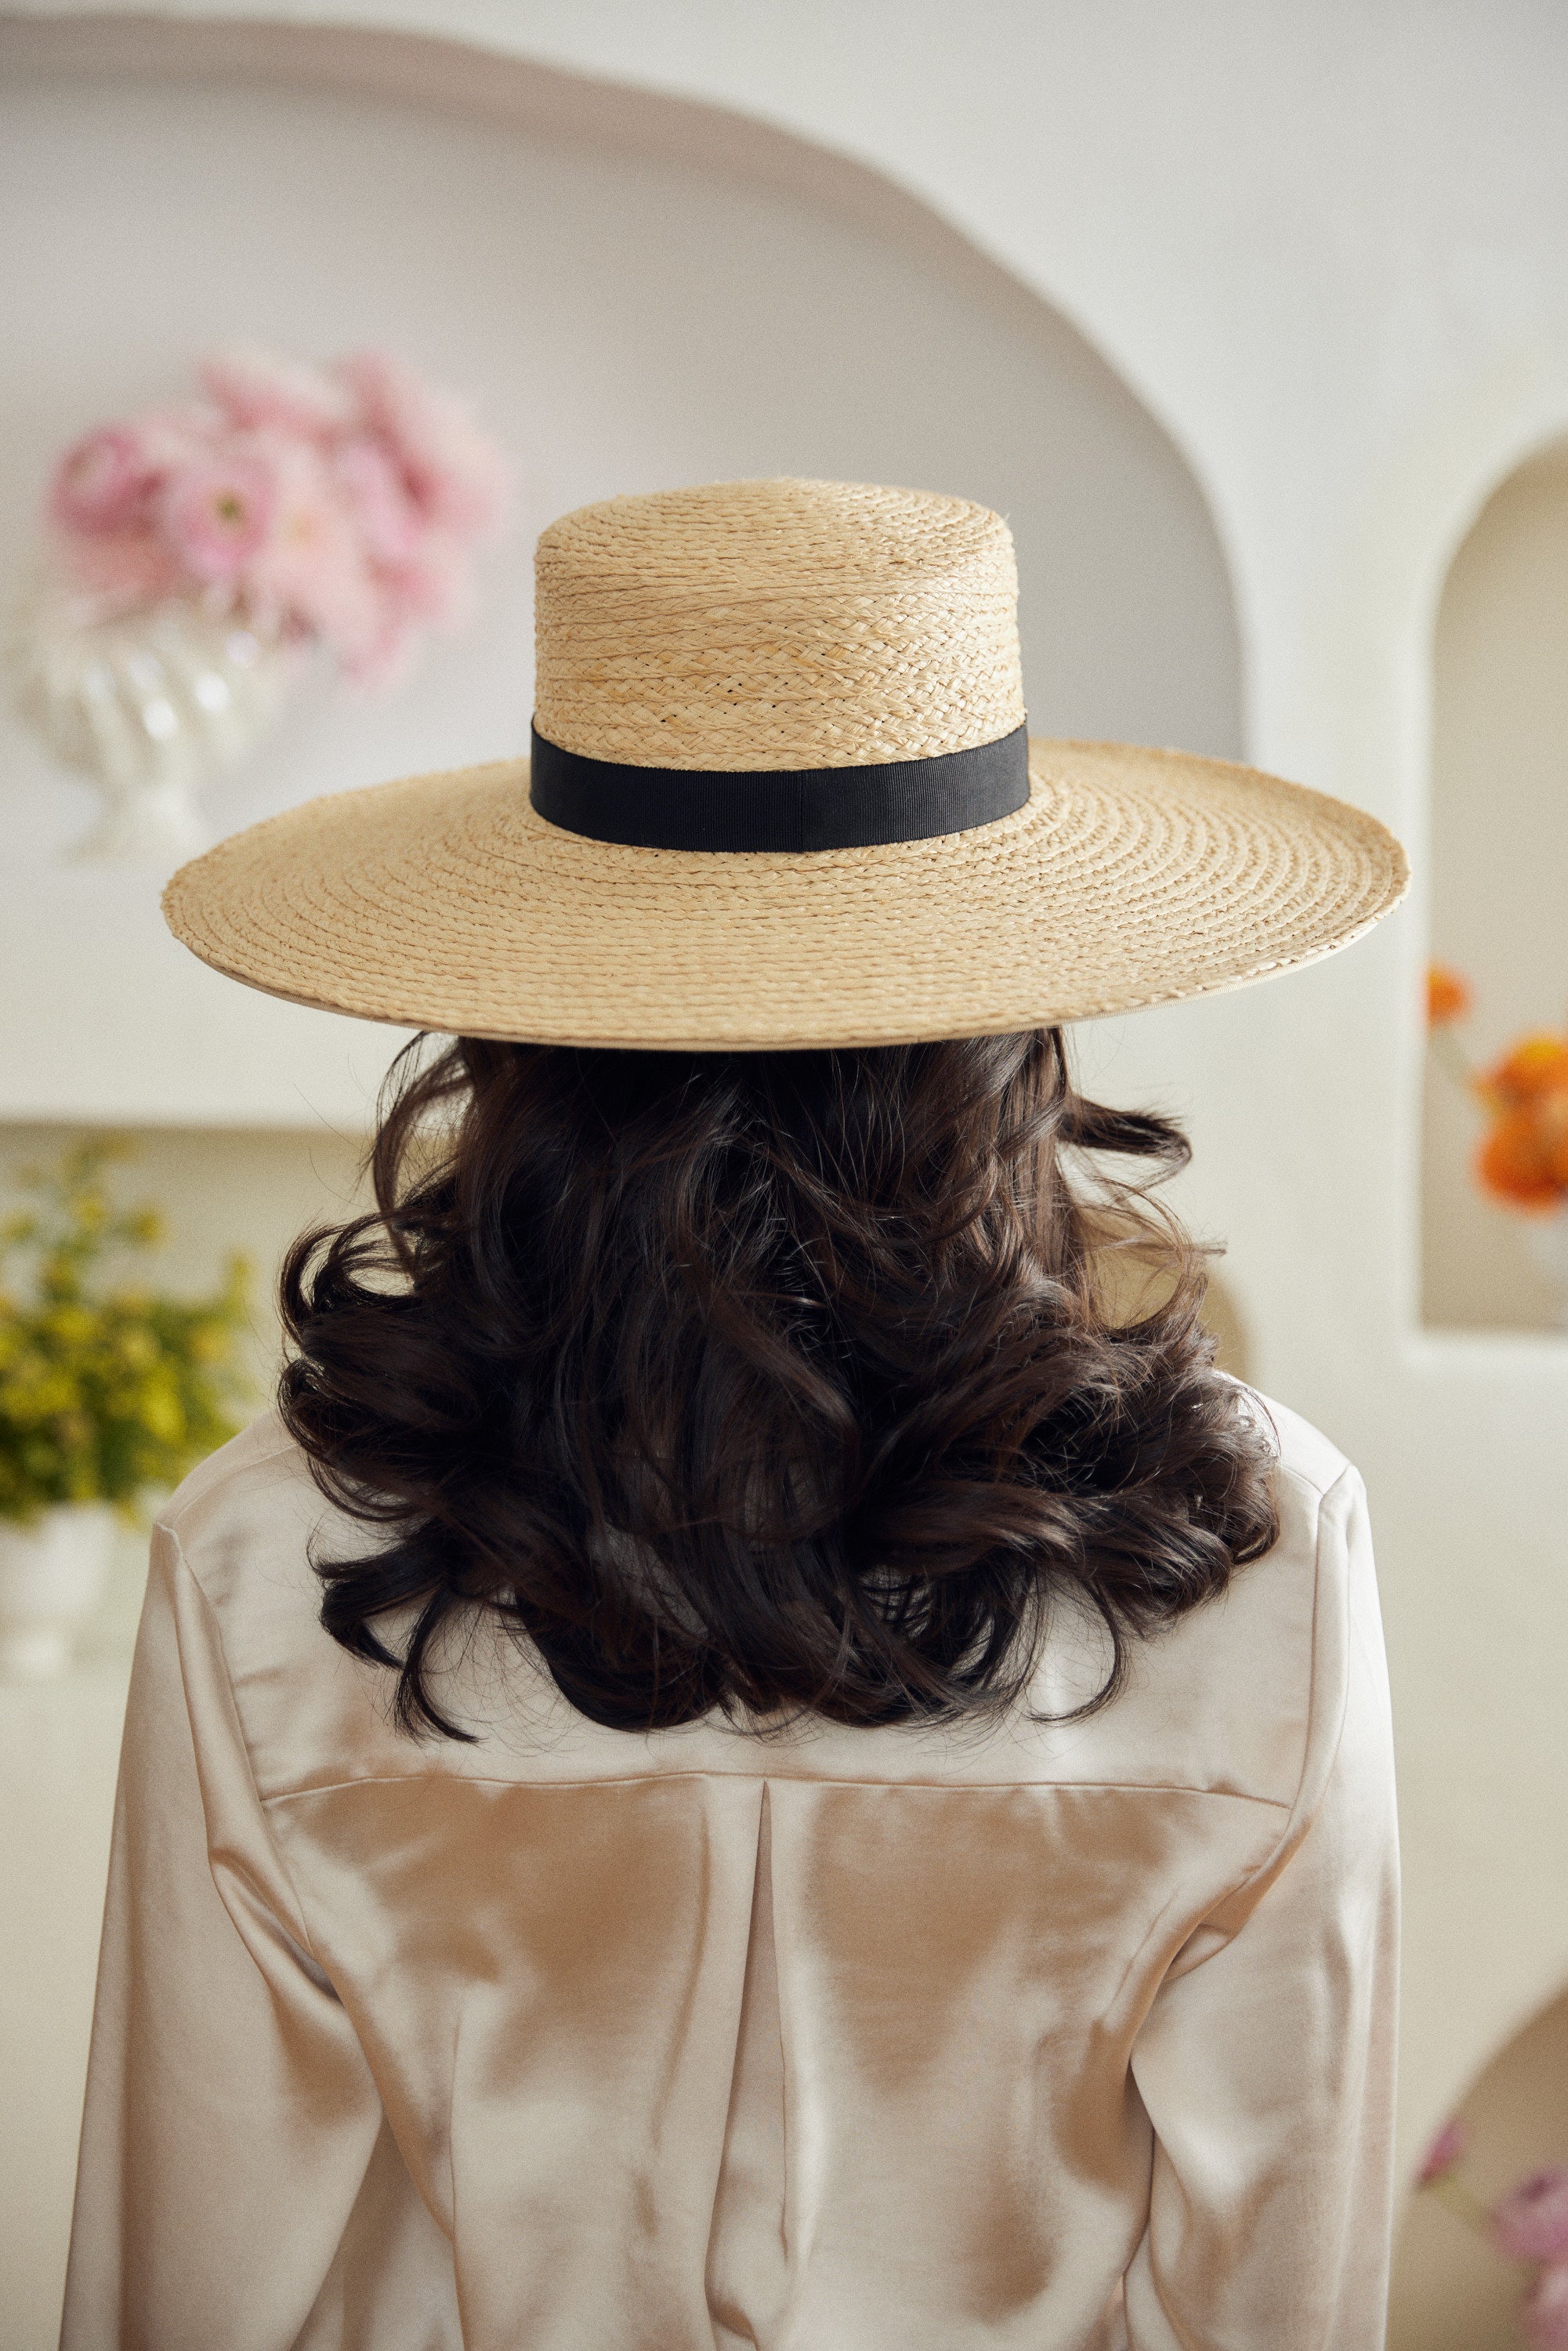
161,739,1408,1051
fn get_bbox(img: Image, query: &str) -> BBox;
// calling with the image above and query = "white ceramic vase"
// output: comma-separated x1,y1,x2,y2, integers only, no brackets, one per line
0,1502,116,1681
7,567,299,865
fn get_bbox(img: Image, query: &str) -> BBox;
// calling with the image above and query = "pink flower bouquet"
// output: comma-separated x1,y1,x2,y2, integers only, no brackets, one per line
1417,2128,1568,2349
1522,2263,1568,2351
1493,2169,1568,2268
45,343,511,689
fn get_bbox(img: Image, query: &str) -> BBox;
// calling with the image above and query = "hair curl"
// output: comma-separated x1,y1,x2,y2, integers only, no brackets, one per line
279,1029,1278,1740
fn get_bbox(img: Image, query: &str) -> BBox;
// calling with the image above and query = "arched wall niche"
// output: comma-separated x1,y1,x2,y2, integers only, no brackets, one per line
0,33,1256,2329
3,0,1567,2253
0,10,1243,1128
1389,1974,1568,2350
1346,353,1568,2192
1420,434,1568,1335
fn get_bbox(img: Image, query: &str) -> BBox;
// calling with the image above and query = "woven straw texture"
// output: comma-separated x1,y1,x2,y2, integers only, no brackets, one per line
164,478,1408,1049
534,480,1024,770
162,740,1404,1049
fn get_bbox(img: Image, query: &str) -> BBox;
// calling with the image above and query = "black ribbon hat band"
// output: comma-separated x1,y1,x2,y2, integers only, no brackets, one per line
528,721,1031,853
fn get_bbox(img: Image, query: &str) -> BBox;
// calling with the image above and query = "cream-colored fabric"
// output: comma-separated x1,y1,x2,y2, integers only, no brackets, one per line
63,1392,1399,2351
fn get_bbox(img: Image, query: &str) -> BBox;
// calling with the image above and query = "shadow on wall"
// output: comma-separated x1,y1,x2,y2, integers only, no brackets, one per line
1389,1977,1568,2349
1422,437,1568,1332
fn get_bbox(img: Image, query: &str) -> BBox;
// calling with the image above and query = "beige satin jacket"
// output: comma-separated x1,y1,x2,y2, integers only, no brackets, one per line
62,1390,1398,2351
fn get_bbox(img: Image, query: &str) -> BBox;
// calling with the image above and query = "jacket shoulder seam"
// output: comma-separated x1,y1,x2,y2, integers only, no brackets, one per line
162,1521,331,1972
155,1414,303,1546
257,1767,1295,1809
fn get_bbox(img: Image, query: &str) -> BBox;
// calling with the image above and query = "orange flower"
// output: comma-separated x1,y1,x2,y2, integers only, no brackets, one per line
1472,1034,1568,1211
1476,1111,1568,1209
1426,963,1472,1027
1472,1036,1568,1210
1475,1032,1568,1110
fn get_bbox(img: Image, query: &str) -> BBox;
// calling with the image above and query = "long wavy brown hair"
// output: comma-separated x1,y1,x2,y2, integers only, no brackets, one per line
279,1029,1278,1740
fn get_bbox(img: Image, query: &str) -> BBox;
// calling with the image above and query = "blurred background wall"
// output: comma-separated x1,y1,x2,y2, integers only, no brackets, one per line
1422,438,1568,1331
2,5,1566,2345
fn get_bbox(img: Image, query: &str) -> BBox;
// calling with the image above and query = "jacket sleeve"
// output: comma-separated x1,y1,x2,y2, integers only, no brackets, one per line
1124,1465,1400,2351
60,1523,387,2351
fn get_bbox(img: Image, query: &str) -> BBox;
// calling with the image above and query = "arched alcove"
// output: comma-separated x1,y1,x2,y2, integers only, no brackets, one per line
1389,1976,1568,2349
0,26,1251,2342
0,14,1243,1129
1421,437,1568,1333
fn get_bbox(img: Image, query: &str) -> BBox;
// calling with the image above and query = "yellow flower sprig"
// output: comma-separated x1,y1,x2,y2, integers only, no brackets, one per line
0,1139,252,1523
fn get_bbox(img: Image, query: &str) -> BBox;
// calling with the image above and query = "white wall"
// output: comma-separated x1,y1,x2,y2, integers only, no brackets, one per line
0,50,1252,2337
0,1666,129,2351
0,24,1238,1121
5,0,1568,2197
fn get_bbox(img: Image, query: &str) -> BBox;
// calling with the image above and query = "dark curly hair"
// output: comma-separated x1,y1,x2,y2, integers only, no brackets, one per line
279,1028,1278,1740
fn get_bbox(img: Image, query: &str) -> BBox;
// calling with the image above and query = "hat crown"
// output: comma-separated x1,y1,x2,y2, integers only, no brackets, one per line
534,478,1024,773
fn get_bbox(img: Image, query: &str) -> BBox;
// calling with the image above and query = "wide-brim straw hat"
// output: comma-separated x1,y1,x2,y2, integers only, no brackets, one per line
164,478,1407,1050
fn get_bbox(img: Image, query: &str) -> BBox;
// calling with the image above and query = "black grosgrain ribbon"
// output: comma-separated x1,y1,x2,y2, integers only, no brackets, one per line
528,720,1030,852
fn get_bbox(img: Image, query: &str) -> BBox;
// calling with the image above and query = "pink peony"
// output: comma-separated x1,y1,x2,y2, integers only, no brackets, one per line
49,522,184,608
200,343,353,439
1418,2119,1468,2187
1520,2263,1568,2351
332,436,425,563
381,542,470,629
159,452,278,585
126,401,229,469
38,342,509,688
339,607,419,692
49,424,161,533
1493,2169,1568,2266
243,440,382,664
338,547,472,688
335,348,511,540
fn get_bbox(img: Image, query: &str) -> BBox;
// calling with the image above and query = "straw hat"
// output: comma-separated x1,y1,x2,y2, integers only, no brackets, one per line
163,478,1407,1049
